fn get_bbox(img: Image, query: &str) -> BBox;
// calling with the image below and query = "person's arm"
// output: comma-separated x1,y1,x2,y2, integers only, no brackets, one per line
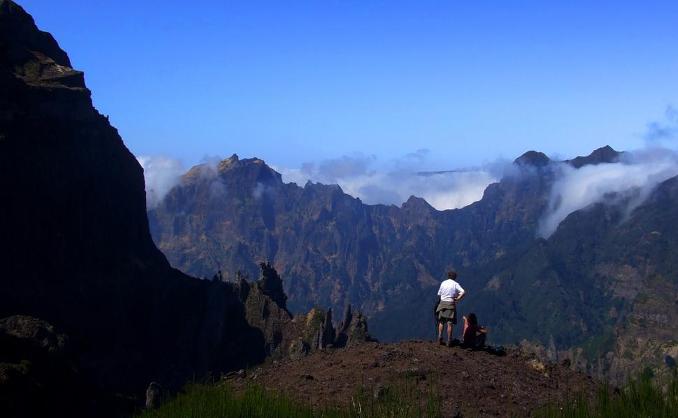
462,316,469,335
455,287,465,302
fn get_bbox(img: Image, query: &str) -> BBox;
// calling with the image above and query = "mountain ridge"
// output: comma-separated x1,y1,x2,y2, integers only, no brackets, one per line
149,144,678,382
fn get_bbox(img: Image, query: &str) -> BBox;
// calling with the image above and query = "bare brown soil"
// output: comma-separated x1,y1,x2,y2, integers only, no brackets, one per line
230,341,598,417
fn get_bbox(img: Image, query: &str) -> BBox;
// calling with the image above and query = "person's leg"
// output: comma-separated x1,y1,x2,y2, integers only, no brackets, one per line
447,322,453,343
477,333,487,348
462,316,469,339
437,321,443,343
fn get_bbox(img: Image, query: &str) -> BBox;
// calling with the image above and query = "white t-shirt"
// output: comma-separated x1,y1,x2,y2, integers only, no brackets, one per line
437,279,464,302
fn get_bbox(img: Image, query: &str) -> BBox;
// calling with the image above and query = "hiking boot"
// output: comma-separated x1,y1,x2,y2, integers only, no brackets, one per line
438,337,444,345
448,339,460,348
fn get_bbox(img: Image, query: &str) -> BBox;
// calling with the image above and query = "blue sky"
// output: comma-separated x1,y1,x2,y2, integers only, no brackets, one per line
21,0,678,170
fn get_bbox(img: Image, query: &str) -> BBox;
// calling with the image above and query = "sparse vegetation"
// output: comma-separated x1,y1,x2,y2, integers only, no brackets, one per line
138,369,678,418
137,378,442,418
537,371,678,418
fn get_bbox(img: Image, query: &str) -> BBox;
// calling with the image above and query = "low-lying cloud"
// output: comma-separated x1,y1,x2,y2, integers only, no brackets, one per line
538,149,678,238
137,155,185,208
139,141,678,235
278,151,500,210
138,155,226,208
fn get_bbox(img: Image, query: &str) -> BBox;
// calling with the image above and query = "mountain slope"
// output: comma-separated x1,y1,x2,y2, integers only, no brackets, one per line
149,147,678,381
148,153,553,336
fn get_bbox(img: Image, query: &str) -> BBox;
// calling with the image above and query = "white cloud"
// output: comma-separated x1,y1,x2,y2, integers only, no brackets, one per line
137,155,184,208
538,149,678,237
278,152,499,210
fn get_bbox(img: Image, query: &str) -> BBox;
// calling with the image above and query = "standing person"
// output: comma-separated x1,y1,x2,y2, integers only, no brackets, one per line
436,271,465,346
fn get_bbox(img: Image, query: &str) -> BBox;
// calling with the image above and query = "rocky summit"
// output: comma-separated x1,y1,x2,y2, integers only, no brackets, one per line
149,147,678,384
229,340,599,418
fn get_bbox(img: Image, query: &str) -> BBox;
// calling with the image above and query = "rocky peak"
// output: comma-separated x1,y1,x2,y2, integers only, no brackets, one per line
0,315,68,354
567,145,623,168
401,195,434,212
0,0,84,89
217,153,239,170
257,261,288,311
335,304,373,347
214,155,283,186
513,150,551,168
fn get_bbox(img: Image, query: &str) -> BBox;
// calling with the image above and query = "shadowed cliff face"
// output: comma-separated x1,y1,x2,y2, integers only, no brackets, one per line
0,1,275,412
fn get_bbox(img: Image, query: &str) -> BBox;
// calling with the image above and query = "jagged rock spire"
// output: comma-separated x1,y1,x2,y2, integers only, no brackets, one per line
257,262,288,310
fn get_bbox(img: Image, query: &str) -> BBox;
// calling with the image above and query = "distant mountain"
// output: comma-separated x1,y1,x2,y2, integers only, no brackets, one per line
147,152,554,339
149,146,678,382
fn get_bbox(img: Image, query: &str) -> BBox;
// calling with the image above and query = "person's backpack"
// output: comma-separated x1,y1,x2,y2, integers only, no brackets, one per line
486,345,507,356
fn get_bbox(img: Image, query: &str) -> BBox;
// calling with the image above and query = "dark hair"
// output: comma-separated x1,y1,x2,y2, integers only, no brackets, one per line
447,271,457,280
466,313,478,326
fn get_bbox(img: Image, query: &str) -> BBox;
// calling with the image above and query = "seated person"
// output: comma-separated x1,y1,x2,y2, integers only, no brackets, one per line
462,313,487,348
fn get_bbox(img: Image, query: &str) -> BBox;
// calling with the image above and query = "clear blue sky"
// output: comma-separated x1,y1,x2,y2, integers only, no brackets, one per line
20,0,678,169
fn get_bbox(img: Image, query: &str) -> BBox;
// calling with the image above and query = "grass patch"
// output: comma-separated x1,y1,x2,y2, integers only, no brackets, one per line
137,378,442,418
536,371,678,418
137,369,678,417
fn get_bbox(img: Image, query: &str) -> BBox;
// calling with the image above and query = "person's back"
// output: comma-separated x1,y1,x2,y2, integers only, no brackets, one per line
438,278,463,302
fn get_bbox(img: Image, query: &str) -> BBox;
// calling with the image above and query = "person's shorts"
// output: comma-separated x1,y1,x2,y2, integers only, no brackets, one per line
437,308,457,325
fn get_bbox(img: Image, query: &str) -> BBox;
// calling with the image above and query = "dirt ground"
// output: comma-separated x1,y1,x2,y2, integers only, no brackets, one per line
229,341,599,417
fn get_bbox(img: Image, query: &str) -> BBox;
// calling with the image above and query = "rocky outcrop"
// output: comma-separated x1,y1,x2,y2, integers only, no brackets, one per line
237,265,293,357
281,305,374,360
0,316,89,418
257,262,289,311
335,305,373,348
230,262,373,362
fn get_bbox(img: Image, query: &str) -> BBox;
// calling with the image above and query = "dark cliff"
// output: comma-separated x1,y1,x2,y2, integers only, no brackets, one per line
0,1,278,414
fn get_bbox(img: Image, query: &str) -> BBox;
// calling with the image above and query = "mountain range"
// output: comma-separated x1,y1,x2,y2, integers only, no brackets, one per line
148,147,678,383
1,1,676,415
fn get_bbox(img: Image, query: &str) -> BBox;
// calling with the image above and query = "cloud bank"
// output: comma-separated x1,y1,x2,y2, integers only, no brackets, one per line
139,143,678,233
278,150,500,210
538,149,678,238
137,155,185,208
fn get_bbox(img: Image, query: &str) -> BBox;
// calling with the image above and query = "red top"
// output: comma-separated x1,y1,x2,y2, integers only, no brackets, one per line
463,324,481,345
